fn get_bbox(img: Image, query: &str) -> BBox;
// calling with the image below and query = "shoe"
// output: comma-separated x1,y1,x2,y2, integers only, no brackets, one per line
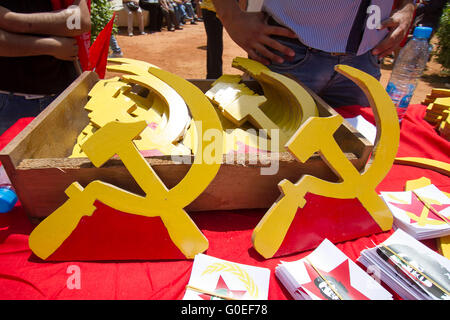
108,51,123,58
175,26,183,30
128,33,133,37
191,21,197,25
139,31,147,35
169,27,175,31
195,18,203,22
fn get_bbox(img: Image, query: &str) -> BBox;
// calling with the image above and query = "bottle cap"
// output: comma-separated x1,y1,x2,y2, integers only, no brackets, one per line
0,187,18,213
413,26,433,39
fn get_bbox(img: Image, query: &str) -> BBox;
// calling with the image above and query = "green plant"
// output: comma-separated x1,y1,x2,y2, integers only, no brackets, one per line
90,0,118,44
435,3,450,70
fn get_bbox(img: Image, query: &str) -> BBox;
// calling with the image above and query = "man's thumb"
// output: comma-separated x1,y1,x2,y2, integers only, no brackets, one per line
377,17,395,30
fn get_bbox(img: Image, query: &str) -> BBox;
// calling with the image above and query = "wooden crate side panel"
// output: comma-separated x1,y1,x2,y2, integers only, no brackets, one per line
12,153,371,220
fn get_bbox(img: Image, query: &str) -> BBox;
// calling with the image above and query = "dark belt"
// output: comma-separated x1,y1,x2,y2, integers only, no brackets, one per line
267,16,349,56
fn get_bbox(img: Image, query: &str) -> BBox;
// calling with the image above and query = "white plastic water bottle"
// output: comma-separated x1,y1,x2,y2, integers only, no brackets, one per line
386,26,433,121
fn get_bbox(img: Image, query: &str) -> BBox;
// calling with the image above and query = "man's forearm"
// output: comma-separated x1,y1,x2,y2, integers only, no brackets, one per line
211,0,243,25
0,1,90,37
398,0,416,12
0,29,57,57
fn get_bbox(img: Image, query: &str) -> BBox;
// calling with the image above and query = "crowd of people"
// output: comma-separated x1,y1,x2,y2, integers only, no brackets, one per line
109,0,203,58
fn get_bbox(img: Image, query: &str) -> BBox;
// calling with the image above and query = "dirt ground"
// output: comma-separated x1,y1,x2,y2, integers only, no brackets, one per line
109,22,449,105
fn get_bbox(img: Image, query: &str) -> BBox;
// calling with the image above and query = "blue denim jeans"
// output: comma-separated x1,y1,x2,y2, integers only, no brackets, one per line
268,38,381,108
0,93,56,136
110,35,122,54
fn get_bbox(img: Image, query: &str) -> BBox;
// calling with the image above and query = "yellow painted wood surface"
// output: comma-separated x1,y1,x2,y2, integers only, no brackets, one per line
232,57,318,136
252,65,400,259
394,157,450,177
203,57,319,153
29,68,224,260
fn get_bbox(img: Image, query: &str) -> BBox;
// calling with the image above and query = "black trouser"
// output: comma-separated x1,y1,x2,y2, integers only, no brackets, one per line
161,7,179,30
139,1,163,31
202,9,223,79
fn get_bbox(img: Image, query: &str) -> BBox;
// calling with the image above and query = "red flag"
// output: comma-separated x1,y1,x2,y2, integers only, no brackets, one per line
88,12,116,79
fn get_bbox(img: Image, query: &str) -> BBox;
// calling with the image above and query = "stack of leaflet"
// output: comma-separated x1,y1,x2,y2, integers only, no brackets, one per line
358,229,450,300
183,254,270,300
275,239,393,300
380,184,450,240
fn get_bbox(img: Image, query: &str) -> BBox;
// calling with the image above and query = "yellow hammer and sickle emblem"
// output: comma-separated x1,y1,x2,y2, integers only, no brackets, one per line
29,67,224,260
252,65,400,259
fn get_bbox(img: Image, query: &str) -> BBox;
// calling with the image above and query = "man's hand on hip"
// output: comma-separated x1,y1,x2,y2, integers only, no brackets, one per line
372,2,415,58
224,11,297,65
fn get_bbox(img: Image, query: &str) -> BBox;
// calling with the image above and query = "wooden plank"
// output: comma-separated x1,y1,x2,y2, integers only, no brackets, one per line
14,152,366,221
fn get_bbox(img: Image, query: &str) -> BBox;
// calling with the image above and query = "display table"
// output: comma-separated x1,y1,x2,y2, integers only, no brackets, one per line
0,104,448,300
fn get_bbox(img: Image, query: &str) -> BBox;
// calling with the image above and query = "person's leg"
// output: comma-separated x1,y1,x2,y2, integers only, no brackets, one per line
185,3,197,23
179,3,190,21
156,4,163,30
139,1,153,30
110,34,123,56
160,7,172,30
0,94,55,136
202,9,223,79
267,39,336,99
136,7,146,34
193,0,202,19
38,95,57,112
173,4,182,24
125,6,134,36
319,51,382,107
146,3,160,31
170,8,182,29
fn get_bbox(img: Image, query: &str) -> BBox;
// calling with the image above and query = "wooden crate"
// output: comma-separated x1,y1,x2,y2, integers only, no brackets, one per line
0,72,373,223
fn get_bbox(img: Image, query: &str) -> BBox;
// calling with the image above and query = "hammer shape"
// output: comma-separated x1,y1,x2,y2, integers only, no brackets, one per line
81,120,148,167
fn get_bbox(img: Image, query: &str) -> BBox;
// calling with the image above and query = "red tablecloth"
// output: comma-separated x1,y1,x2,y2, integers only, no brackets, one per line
0,105,448,300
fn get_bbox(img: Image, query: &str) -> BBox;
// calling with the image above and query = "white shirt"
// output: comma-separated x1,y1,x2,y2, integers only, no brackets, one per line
263,0,394,55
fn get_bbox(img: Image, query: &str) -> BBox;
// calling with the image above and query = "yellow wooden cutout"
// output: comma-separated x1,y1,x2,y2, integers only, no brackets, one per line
73,62,194,157
106,57,191,144
71,84,189,158
252,65,400,259
217,92,286,140
106,57,160,76
211,74,242,86
438,235,450,259
203,57,319,153
394,157,450,177
121,74,191,144
404,177,432,191
29,68,224,260
108,57,159,69
88,94,138,128
181,115,268,156
434,97,450,109
232,57,318,141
